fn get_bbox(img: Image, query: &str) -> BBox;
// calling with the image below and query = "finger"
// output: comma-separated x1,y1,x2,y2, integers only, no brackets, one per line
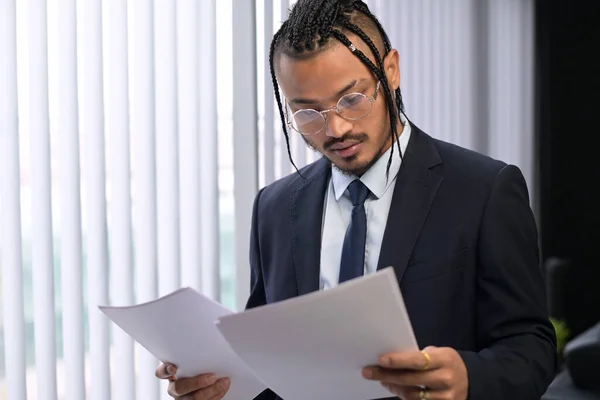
378,346,443,370
401,385,450,400
379,382,403,397
156,363,178,379
180,378,230,400
363,367,452,390
167,374,218,397
205,379,232,400
378,383,429,400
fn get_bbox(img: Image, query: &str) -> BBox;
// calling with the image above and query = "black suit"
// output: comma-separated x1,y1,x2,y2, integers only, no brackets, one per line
246,124,557,399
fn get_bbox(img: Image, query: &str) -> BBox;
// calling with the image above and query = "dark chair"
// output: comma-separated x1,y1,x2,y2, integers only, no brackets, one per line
542,258,600,399
543,368,600,400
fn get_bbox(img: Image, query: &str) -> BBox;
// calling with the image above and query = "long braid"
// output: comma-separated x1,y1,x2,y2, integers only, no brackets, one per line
269,24,300,176
329,30,400,177
335,18,403,169
354,1,404,115
269,0,404,177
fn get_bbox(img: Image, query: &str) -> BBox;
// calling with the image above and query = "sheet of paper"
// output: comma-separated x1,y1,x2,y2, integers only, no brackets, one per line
99,288,267,400
215,267,418,400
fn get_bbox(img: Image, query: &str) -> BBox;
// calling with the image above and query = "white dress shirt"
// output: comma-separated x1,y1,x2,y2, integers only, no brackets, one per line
319,115,412,290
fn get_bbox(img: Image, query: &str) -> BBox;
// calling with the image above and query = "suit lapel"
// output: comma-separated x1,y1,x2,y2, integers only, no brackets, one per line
377,125,444,282
290,159,331,296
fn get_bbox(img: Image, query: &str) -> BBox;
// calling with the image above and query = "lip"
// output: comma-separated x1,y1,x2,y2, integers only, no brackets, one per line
331,142,362,158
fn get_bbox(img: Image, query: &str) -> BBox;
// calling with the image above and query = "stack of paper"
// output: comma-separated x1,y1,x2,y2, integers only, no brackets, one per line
99,267,418,400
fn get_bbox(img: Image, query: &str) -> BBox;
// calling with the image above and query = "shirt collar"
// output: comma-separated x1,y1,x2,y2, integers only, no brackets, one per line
332,113,412,201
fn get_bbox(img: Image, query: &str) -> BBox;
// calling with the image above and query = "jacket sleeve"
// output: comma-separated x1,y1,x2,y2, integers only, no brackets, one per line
457,165,558,399
246,188,281,400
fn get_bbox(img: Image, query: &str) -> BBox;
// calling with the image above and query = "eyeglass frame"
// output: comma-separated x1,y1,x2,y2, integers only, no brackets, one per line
284,80,381,136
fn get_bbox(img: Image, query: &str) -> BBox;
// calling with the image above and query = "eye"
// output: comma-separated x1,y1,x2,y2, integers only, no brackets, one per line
340,93,364,106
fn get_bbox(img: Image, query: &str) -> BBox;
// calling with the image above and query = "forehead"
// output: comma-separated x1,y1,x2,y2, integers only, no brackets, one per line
276,40,373,103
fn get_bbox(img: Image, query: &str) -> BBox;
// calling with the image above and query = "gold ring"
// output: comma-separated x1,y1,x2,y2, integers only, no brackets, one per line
421,350,431,370
418,388,430,400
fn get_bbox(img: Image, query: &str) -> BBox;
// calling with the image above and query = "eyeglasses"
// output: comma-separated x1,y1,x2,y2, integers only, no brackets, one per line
285,81,381,136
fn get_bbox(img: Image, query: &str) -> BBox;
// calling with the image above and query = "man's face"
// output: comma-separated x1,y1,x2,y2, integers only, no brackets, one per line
276,34,401,176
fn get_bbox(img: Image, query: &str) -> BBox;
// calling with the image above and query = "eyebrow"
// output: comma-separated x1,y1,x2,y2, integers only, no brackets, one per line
289,79,363,105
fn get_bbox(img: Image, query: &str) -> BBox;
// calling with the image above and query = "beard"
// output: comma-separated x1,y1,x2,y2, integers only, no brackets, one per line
301,132,390,177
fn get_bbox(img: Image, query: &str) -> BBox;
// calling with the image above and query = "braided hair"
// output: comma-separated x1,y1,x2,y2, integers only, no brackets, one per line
269,0,404,176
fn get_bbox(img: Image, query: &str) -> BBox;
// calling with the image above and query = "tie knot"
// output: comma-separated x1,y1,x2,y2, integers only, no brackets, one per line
347,180,371,206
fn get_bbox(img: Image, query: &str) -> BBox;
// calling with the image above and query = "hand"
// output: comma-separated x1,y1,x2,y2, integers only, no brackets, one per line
362,346,468,400
155,363,231,399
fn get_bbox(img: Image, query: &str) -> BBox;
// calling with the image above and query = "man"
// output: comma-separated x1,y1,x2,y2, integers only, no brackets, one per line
156,0,557,399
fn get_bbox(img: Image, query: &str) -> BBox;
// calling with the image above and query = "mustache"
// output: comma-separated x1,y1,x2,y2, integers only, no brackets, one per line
324,133,369,150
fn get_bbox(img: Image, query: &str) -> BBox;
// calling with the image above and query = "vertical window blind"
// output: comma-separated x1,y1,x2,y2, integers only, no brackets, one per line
0,0,534,399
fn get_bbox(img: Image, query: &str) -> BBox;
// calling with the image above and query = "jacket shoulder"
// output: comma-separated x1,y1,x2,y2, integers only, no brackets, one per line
431,137,513,189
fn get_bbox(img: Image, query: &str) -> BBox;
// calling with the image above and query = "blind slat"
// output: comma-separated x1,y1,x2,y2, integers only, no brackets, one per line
104,0,136,397
79,0,111,398
155,0,180,298
432,0,443,141
198,0,221,301
263,0,276,186
30,0,61,398
458,0,476,150
128,0,159,398
233,0,259,311
422,0,433,135
56,0,86,398
177,0,201,294
521,0,534,192
154,2,180,394
441,0,452,143
0,2,28,398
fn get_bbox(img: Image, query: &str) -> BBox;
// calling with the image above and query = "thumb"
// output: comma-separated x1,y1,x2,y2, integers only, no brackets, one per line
155,363,178,380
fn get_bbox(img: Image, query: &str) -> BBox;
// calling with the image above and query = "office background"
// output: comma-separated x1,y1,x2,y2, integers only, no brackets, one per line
535,1,599,342
0,0,596,399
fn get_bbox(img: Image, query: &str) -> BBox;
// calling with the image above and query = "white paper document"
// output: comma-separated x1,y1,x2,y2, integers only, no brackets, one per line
99,288,267,400
100,267,417,400
215,267,418,400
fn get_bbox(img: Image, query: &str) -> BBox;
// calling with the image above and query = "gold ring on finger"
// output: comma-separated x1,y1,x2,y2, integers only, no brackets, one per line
420,350,431,370
418,388,430,400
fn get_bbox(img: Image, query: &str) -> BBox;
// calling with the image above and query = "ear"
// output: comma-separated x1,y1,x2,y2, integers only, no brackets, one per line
383,48,400,91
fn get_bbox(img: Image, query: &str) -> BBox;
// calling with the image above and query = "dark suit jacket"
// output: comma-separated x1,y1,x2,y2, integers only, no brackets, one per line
246,124,557,399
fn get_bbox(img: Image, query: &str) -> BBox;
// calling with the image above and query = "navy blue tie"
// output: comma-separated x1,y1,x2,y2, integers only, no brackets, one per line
339,180,371,284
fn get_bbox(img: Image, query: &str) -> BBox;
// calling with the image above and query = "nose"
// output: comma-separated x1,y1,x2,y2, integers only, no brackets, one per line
324,111,353,138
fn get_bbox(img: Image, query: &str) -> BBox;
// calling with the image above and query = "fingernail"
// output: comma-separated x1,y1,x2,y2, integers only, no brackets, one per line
219,378,231,390
166,365,176,375
362,369,373,379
